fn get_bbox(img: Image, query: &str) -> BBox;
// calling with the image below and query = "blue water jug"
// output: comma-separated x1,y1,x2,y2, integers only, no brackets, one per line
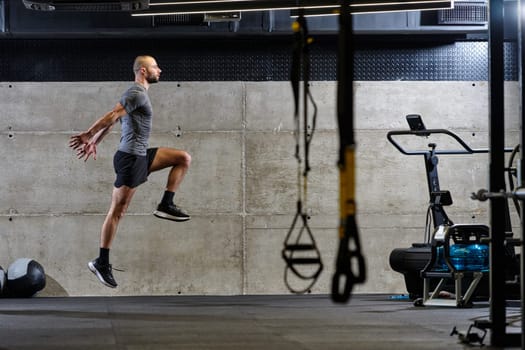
435,246,446,270
449,244,489,271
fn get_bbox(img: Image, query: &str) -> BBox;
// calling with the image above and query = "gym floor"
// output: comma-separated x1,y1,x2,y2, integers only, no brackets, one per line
0,294,520,349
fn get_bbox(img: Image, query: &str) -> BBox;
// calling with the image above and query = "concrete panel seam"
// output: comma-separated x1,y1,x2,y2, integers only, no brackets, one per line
241,81,247,295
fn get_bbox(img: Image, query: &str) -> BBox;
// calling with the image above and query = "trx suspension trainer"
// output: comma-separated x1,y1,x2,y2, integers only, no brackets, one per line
331,0,366,303
282,10,323,294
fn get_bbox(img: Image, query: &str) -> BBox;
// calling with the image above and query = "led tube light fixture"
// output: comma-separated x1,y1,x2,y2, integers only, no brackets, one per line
131,0,454,16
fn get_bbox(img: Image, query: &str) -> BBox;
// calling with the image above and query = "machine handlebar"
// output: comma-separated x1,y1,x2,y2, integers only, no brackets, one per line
387,128,513,155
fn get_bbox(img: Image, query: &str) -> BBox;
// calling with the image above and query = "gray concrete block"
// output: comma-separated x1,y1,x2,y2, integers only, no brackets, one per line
245,81,337,132
245,131,338,215
245,219,337,295
132,131,244,215
150,82,244,132
0,215,243,296
355,130,493,216
0,132,242,215
0,82,244,132
0,82,130,132
0,132,115,215
354,81,520,131
244,213,423,294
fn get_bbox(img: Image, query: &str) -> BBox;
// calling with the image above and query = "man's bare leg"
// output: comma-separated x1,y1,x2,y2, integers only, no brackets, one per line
88,185,136,288
100,185,137,248
151,147,192,222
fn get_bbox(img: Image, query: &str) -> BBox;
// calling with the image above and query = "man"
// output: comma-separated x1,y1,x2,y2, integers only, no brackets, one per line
69,55,191,288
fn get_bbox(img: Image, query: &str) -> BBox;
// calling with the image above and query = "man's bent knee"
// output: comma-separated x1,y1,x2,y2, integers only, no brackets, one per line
180,151,191,168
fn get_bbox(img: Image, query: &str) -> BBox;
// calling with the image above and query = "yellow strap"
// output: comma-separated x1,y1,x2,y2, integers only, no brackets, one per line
339,146,356,239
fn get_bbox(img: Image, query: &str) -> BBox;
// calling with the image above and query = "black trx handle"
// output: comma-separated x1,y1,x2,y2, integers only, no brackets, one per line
331,0,366,303
282,203,324,293
332,211,366,302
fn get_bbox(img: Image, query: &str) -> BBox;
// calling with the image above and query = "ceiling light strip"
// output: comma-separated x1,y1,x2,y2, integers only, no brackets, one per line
150,0,451,5
136,0,454,16
290,1,453,16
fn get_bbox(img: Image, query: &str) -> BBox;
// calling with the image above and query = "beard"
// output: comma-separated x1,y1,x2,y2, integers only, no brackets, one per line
146,73,159,84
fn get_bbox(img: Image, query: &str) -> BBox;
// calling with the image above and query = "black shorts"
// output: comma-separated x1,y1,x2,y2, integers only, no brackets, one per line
113,148,158,188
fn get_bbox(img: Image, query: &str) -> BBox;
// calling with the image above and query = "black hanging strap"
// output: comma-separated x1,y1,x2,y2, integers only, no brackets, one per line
282,11,323,294
331,0,366,303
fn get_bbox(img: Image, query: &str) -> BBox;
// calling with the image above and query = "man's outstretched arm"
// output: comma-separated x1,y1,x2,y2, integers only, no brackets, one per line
69,103,127,161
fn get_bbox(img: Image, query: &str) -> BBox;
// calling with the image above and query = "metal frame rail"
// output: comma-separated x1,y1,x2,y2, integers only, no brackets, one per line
519,0,525,348
489,0,521,346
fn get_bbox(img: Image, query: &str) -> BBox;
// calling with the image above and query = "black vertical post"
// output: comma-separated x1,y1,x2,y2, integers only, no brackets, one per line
331,0,366,303
488,0,507,346
337,0,354,151
519,1,525,349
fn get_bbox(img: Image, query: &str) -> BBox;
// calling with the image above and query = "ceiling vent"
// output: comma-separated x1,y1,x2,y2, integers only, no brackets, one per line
438,0,487,25
21,0,149,12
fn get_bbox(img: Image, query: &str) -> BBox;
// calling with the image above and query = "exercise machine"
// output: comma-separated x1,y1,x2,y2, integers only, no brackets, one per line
388,115,519,307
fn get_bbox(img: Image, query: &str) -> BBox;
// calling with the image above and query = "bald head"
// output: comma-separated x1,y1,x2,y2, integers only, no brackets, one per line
133,55,162,86
133,55,155,75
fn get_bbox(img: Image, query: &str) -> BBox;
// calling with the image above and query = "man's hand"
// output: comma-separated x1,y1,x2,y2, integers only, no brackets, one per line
76,142,98,162
69,104,124,162
69,132,90,151
69,132,97,161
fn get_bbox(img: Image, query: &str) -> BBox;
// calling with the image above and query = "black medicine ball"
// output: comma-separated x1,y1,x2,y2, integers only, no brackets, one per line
7,258,46,298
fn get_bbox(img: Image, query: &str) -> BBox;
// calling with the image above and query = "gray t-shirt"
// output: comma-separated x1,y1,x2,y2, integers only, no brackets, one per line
118,83,153,156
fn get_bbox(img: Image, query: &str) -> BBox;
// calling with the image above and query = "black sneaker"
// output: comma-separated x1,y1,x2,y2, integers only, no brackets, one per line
88,259,117,288
153,203,191,222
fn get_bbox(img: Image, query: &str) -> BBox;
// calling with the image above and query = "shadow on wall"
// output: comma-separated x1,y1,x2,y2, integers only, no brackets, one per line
38,275,69,297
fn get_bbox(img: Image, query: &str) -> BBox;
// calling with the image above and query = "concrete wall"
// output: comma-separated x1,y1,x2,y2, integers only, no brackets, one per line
0,81,520,296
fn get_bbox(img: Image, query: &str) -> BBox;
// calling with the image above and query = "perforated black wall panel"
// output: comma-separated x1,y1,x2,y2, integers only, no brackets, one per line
0,38,517,81
355,41,517,81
